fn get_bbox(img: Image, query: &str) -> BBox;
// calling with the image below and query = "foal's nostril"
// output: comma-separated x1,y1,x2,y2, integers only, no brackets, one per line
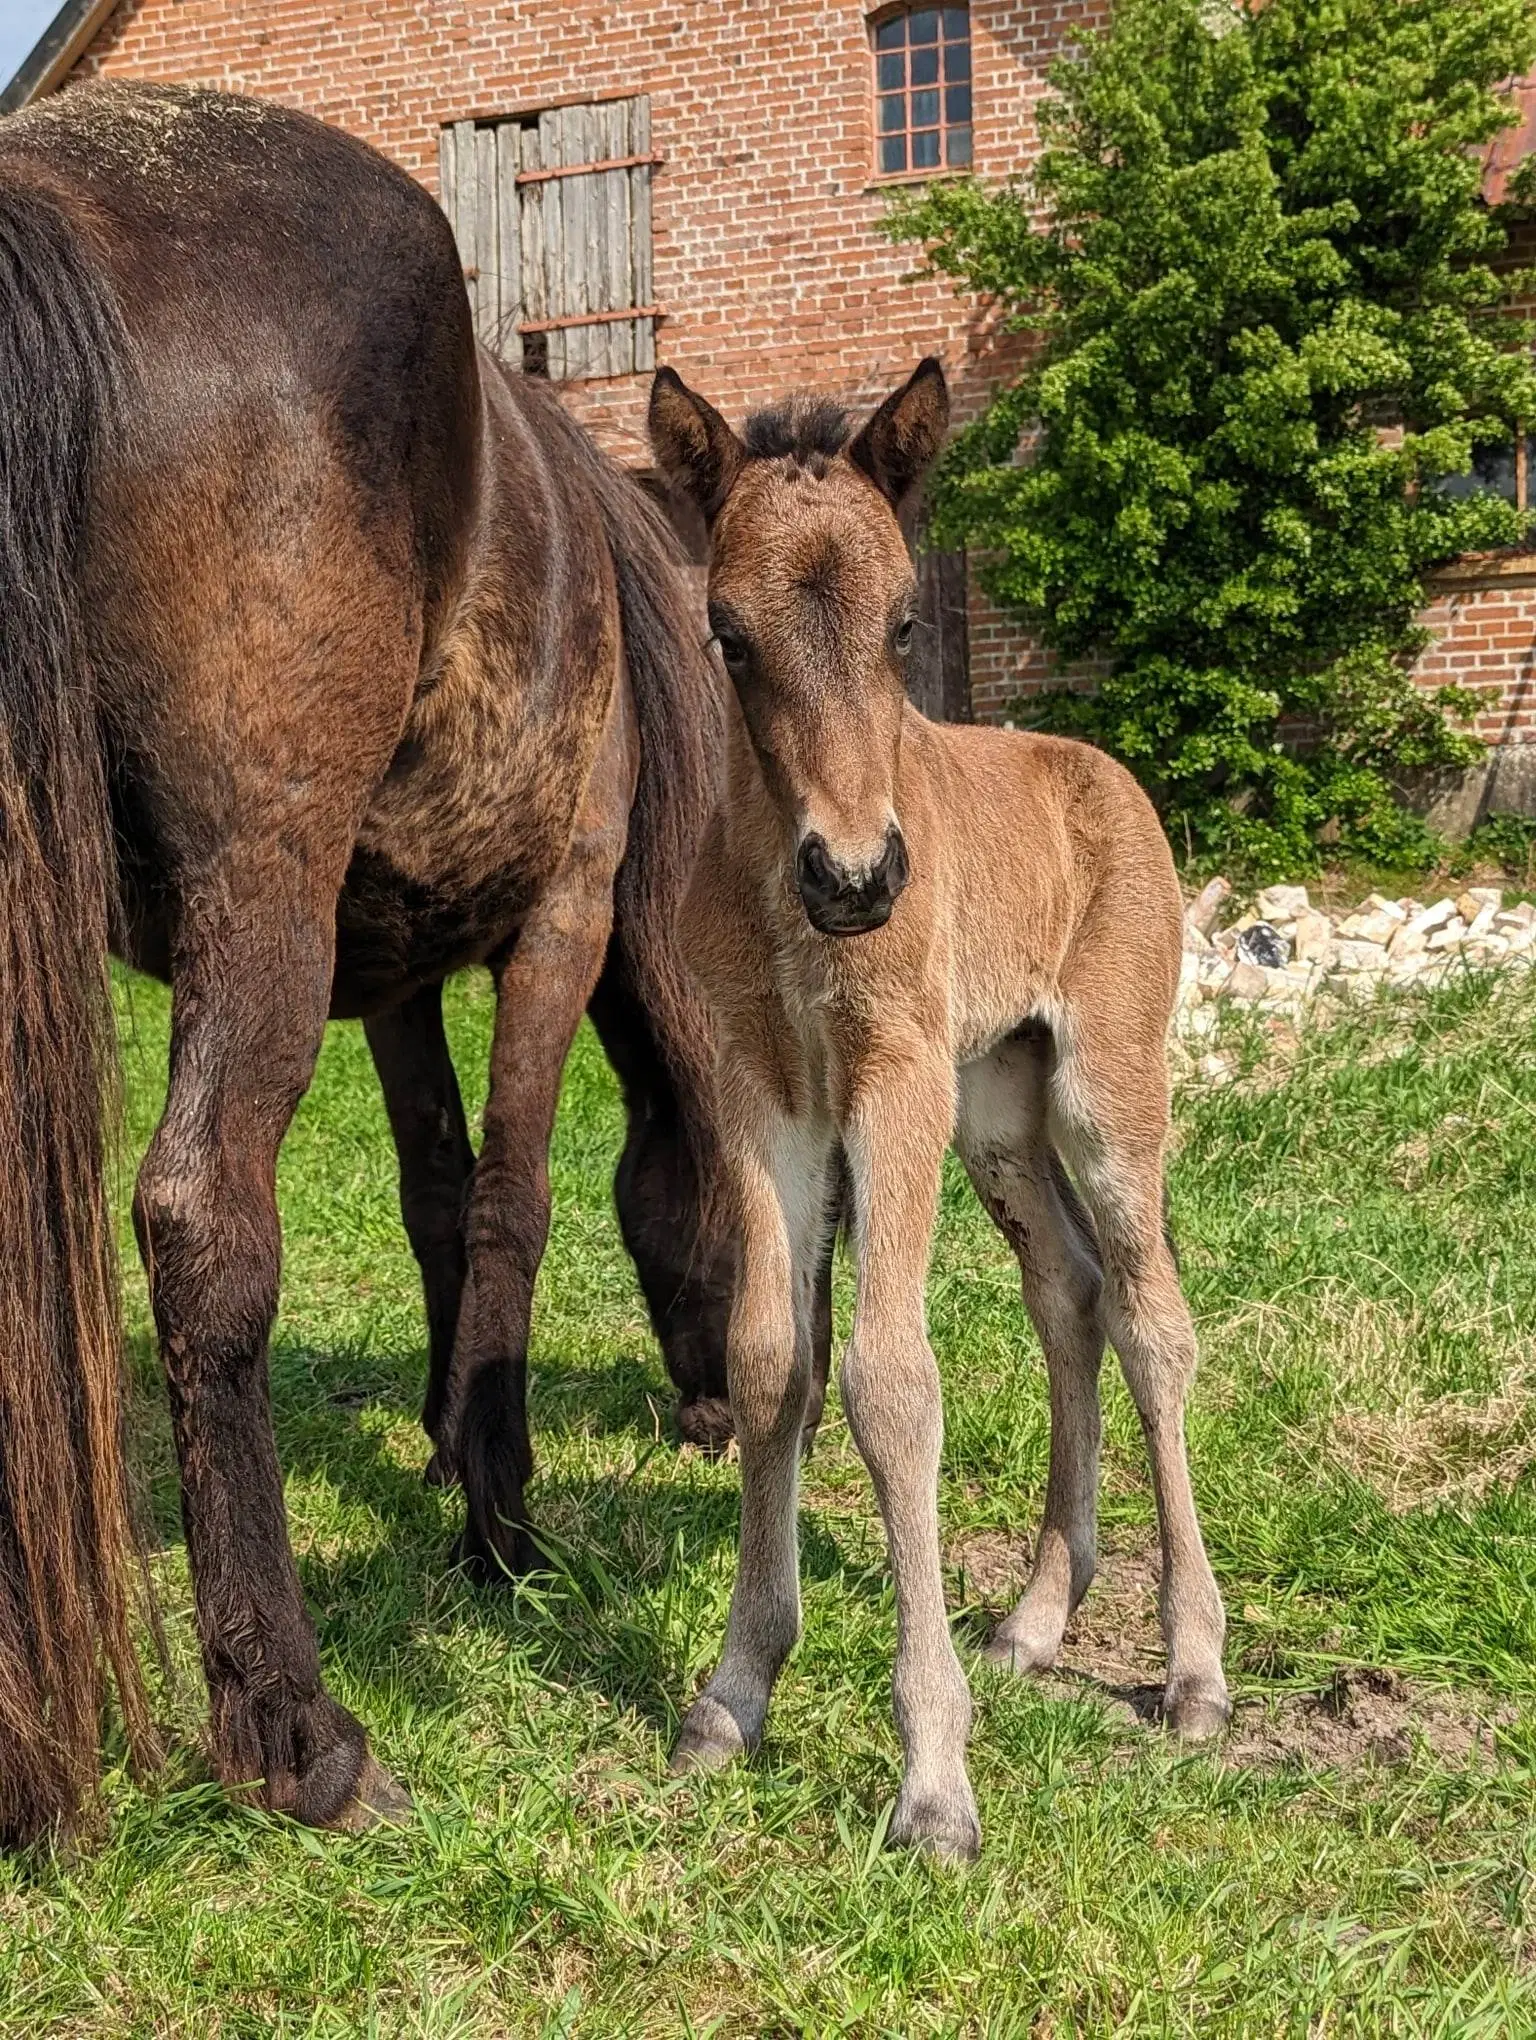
877,825,910,900
796,832,839,904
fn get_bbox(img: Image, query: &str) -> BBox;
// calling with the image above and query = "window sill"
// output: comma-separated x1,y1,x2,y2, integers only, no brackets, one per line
863,167,971,194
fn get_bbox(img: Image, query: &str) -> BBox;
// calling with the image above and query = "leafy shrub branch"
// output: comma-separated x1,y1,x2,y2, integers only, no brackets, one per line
886,0,1536,872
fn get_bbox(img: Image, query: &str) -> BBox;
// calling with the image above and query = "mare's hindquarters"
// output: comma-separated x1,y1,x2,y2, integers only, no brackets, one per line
0,167,153,1843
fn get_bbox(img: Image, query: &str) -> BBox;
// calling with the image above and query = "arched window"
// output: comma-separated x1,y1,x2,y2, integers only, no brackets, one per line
872,7,972,178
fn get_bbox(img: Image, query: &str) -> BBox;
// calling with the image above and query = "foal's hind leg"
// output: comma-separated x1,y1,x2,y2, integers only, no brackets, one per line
1051,1007,1228,1737
956,1034,1105,1674
365,983,475,1481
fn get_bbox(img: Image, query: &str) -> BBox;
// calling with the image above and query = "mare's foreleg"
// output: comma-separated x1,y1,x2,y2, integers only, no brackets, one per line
365,982,475,1480
842,1058,978,1862
437,717,632,1583
588,958,736,1452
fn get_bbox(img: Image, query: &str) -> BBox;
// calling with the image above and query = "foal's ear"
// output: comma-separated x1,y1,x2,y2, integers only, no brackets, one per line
848,357,950,513
648,367,745,522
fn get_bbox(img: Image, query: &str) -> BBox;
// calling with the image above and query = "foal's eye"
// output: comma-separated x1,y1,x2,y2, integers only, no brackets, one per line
894,618,916,655
714,631,750,672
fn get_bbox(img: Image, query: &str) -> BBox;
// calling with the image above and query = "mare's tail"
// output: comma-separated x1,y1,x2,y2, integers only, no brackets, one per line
0,169,153,1843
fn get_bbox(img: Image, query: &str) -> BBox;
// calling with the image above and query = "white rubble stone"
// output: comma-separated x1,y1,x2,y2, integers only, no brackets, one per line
1362,893,1409,923
1213,927,1240,959
1387,923,1427,962
1427,918,1468,951
1458,887,1503,918
1338,908,1401,945
1292,911,1334,963
1331,939,1391,972
1495,900,1535,929
1199,1053,1233,1085
1505,924,1536,954
1408,898,1459,937
1185,876,1231,935
1467,903,1498,939
1467,935,1510,963
1256,884,1311,921
1221,959,1270,1001
1183,920,1214,955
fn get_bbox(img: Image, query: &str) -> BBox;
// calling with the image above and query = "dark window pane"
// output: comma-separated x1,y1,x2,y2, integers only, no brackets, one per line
942,7,968,37
875,15,906,47
910,44,939,84
879,93,907,133
880,133,908,173
878,49,905,89
911,88,940,127
909,9,939,43
912,127,941,168
945,83,971,124
945,124,972,166
943,39,970,79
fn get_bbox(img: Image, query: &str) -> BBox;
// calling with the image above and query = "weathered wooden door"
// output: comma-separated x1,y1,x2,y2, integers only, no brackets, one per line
438,97,656,378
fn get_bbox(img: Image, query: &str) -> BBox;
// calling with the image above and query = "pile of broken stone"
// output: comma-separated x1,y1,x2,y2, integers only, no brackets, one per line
1179,876,1536,1034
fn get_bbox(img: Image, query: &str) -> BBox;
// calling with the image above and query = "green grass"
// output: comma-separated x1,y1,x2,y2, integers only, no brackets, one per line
2,965,1535,2035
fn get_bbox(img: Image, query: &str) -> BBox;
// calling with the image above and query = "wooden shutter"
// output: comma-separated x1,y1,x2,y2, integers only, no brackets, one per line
909,546,972,722
440,98,656,379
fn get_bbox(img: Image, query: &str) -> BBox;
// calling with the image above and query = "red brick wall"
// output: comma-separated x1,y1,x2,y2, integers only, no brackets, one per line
74,0,1097,456
65,0,1536,757
1414,567,1536,747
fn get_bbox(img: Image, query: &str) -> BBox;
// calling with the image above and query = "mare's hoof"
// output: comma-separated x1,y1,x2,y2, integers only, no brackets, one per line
891,1788,981,1865
422,1448,457,1489
669,1694,751,1775
452,1521,543,1586
327,1755,414,1833
676,1396,734,1456
1162,1681,1230,1741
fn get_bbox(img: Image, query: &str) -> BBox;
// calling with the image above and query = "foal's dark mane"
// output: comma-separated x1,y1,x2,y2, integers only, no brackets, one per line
742,394,851,469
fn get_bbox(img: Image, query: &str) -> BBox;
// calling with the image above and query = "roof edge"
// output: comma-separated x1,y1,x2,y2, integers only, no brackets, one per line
0,0,121,117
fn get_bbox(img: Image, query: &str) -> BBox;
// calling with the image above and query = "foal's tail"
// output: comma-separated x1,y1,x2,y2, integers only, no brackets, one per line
0,173,153,1843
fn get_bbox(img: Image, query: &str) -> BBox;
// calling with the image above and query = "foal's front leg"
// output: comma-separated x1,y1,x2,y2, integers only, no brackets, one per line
842,1059,979,1862
672,1091,834,1770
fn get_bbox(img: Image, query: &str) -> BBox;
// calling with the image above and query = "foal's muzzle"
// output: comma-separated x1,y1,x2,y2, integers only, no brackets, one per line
795,824,910,936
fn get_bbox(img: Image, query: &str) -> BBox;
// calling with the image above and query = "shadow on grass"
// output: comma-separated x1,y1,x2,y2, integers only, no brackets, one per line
124,1329,854,1748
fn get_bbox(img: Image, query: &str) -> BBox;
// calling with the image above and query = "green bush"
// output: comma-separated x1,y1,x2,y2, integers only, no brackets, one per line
886,0,1536,873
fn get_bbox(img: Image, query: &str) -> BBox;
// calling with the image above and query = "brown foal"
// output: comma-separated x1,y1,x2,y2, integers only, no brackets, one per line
648,358,1229,1862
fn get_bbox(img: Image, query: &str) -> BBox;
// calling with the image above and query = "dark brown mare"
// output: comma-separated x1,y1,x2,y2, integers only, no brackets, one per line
0,80,736,1844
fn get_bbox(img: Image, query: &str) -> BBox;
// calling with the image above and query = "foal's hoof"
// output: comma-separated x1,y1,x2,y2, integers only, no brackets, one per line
891,1787,981,1865
676,1396,734,1456
669,1694,752,1775
326,1756,415,1834
980,1624,1061,1677
1162,1680,1231,1741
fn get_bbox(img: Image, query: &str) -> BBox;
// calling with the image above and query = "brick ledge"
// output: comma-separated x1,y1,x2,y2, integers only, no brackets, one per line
1426,547,1536,593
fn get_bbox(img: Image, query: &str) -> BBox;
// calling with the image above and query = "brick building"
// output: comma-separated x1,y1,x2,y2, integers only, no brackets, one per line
5,0,1536,810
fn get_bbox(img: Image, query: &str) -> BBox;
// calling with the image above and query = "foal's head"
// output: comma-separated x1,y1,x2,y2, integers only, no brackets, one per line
648,360,948,936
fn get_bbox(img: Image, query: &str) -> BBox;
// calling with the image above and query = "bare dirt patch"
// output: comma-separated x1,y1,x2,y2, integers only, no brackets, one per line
953,1531,1515,1769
